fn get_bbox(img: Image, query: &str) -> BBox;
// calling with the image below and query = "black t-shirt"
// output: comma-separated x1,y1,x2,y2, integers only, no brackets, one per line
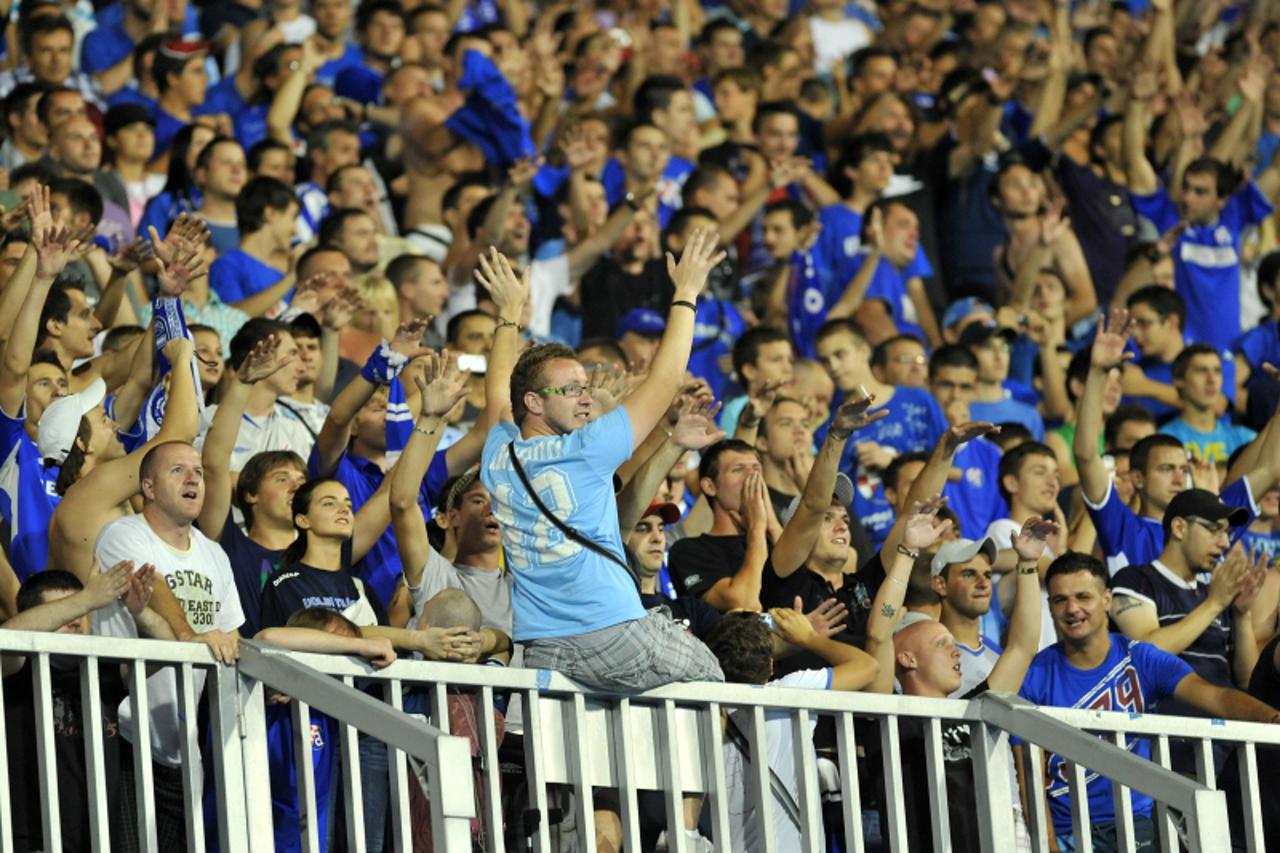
896,680,991,853
219,513,287,639
579,257,673,341
1111,562,1235,713
762,553,886,677
640,591,723,640
259,552,385,630
667,534,748,601
4,660,126,851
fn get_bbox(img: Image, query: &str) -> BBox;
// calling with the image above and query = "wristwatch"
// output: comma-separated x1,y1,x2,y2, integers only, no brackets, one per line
623,192,641,211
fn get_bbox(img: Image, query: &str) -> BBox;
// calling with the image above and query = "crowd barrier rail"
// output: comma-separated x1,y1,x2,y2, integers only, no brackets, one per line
0,630,1274,853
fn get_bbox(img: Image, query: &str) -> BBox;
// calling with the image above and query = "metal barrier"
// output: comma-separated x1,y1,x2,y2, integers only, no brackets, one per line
0,629,1275,853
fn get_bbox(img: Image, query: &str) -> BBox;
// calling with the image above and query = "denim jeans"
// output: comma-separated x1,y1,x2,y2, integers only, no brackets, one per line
1056,816,1155,853
358,733,390,851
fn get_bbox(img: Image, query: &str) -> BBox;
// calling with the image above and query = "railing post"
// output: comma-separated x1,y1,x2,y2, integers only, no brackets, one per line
208,663,253,853
1185,789,1232,853
426,733,477,852
970,720,1017,851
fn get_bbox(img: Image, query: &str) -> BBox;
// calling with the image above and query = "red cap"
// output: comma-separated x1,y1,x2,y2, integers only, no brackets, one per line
160,38,211,59
643,502,682,525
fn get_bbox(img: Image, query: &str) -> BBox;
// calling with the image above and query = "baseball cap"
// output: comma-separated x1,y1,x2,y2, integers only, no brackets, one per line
37,377,106,465
942,297,994,331
159,37,211,59
103,103,155,136
616,308,665,339
641,501,682,524
1163,488,1249,529
779,472,855,527
930,536,997,577
958,320,1017,348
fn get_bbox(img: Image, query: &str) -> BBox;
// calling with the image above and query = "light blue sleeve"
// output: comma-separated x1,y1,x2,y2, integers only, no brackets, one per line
572,406,635,475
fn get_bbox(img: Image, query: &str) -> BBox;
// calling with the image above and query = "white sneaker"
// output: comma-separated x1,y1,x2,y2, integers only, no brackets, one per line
655,830,715,852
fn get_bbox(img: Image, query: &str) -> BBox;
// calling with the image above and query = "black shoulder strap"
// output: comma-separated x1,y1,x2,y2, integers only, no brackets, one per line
506,442,630,573
274,398,319,441
724,713,804,829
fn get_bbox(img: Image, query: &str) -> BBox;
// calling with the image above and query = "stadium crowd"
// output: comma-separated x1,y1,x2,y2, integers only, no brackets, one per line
0,0,1279,849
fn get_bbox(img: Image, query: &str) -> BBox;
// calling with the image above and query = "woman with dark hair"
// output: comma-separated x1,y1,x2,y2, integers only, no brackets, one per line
138,119,220,238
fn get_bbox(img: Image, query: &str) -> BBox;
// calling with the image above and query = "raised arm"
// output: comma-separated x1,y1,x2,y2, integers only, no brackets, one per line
827,209,884,321
771,394,888,578
565,197,640,281
197,335,296,539
474,248,529,426
254,626,396,668
1075,308,1131,505
865,499,951,693
0,187,74,416
1123,69,1160,195
621,229,726,449
881,423,999,558
311,319,431,476
986,518,1056,692
390,352,468,584
616,394,724,533
267,36,323,145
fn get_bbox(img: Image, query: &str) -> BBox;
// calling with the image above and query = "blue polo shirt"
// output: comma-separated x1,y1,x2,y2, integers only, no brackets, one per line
815,203,934,288
1237,319,1280,372
0,406,60,580
601,155,694,229
335,64,385,105
209,249,285,306
1131,183,1274,352
941,437,1009,539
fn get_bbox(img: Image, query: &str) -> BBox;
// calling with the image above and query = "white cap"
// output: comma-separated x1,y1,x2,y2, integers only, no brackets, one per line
779,472,856,526
37,377,105,464
929,537,997,577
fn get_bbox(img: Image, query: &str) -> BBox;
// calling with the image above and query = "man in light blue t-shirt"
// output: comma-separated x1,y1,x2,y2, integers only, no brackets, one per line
1158,344,1256,466
476,233,727,691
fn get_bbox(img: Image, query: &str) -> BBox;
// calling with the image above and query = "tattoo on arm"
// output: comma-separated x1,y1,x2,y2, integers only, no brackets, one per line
880,603,898,618
1114,595,1143,615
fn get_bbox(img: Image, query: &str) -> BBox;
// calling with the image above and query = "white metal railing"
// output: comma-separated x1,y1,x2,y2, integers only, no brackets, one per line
0,630,1274,853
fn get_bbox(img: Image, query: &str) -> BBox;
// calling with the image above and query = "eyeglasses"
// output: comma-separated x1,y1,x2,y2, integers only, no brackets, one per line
538,384,591,397
890,355,926,366
1186,516,1229,537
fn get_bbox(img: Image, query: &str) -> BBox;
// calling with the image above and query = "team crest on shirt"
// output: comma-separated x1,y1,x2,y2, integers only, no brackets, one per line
804,289,825,314
965,467,984,487
311,723,325,749
1214,225,1231,245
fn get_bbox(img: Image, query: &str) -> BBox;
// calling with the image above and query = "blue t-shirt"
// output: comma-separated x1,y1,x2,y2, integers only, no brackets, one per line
1159,416,1256,464
206,222,240,257
941,438,1009,539
1236,319,1280,373
969,397,1044,440
480,407,646,641
1242,527,1280,568
1084,477,1257,574
265,702,339,853
842,251,926,342
0,407,59,580
815,203,933,289
836,384,947,478
309,448,450,607
335,64,385,105
314,43,364,88
81,4,200,75
1019,634,1192,835
787,248,832,360
209,249,285,306
1124,351,1238,423
601,155,693,229
688,296,746,400
1131,183,1274,352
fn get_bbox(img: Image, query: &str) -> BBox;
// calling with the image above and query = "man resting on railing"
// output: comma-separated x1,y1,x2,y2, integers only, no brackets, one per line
475,233,726,691
1020,552,1280,853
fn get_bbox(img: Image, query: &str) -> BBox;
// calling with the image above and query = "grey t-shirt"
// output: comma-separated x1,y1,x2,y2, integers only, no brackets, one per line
408,546,514,636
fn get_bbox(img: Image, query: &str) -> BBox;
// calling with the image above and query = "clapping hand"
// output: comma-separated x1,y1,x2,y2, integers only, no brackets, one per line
123,563,158,616
83,557,133,609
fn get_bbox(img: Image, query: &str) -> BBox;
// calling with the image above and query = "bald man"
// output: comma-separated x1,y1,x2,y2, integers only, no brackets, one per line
889,563,1039,852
